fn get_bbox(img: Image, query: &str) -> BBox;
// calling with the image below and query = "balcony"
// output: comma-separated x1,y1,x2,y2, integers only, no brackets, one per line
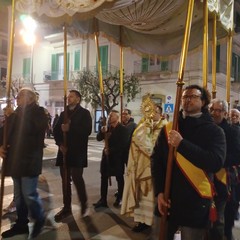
133,60,171,74
43,64,121,82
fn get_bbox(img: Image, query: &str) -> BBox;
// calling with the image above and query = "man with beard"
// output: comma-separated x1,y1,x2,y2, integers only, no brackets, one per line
151,85,226,240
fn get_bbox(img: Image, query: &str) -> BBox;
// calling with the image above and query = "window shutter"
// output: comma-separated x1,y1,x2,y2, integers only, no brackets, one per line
141,57,149,72
100,46,108,74
51,54,58,80
23,58,30,80
74,50,80,71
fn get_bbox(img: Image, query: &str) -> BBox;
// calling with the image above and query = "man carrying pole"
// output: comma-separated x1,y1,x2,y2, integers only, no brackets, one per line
151,85,226,240
0,89,48,239
0,0,16,231
53,89,92,221
53,24,92,222
94,30,112,186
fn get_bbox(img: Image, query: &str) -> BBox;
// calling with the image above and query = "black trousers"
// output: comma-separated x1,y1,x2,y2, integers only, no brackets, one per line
59,166,87,210
100,174,124,202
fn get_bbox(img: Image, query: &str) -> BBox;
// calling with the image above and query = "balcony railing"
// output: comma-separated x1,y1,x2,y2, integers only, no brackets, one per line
43,64,121,81
133,60,170,74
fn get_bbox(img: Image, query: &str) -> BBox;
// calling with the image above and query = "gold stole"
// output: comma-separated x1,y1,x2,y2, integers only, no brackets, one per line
215,168,227,185
165,122,213,199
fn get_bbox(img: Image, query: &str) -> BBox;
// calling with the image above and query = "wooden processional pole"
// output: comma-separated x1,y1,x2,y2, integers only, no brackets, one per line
62,23,68,196
0,0,16,231
211,14,217,99
119,27,124,123
202,0,208,89
94,30,112,186
226,32,233,110
159,0,195,239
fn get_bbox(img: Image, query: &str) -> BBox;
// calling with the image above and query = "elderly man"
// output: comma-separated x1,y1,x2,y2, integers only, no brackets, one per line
94,110,128,208
229,108,240,126
210,100,240,240
0,88,48,239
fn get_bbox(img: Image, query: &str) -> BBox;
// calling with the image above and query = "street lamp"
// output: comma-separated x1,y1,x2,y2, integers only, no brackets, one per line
19,15,37,84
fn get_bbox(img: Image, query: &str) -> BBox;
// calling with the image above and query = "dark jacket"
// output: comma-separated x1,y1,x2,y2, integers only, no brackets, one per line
214,118,240,199
218,119,240,168
54,105,92,168
97,123,128,176
123,120,137,164
151,110,226,228
0,103,48,177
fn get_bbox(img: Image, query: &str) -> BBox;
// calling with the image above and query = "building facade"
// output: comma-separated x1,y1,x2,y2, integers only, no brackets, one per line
1,3,240,128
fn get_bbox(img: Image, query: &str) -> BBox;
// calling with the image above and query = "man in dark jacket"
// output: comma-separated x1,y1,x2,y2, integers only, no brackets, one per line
0,88,48,239
229,108,240,222
53,90,92,221
94,110,128,208
210,100,240,240
151,85,226,240
121,108,137,163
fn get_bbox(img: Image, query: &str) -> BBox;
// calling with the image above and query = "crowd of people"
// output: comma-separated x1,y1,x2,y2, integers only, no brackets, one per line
0,85,240,240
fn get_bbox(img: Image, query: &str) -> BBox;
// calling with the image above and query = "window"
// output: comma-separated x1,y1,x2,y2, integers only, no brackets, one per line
150,56,155,66
23,58,31,81
0,40,7,55
232,52,240,82
51,53,70,80
141,57,149,72
141,56,168,72
96,45,108,75
161,61,168,71
74,50,80,71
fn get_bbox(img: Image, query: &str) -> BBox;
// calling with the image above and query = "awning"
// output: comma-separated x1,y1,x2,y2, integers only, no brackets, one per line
12,0,235,56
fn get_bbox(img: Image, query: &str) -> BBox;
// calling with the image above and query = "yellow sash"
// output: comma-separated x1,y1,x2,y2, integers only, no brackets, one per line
215,168,227,185
165,122,213,199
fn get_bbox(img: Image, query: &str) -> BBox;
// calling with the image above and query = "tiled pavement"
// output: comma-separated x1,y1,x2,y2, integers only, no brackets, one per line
0,137,239,239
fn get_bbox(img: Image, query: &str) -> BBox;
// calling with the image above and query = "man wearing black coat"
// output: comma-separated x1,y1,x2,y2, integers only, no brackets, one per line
0,89,48,239
151,85,226,240
94,110,128,208
210,100,240,240
53,90,92,221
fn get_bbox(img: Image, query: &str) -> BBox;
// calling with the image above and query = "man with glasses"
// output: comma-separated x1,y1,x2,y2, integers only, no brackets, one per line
113,109,137,204
151,85,226,240
209,99,240,240
229,108,240,126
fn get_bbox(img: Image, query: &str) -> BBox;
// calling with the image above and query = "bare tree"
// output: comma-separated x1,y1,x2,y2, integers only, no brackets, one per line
74,69,141,114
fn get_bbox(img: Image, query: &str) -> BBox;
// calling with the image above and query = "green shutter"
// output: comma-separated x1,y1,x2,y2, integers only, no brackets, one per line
74,50,80,71
161,61,168,71
100,46,108,74
96,46,108,75
141,57,149,72
23,58,30,80
232,53,236,79
51,54,58,80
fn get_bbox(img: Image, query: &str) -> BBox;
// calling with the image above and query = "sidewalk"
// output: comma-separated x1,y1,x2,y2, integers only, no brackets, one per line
43,138,57,160
42,137,240,239
43,133,97,160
